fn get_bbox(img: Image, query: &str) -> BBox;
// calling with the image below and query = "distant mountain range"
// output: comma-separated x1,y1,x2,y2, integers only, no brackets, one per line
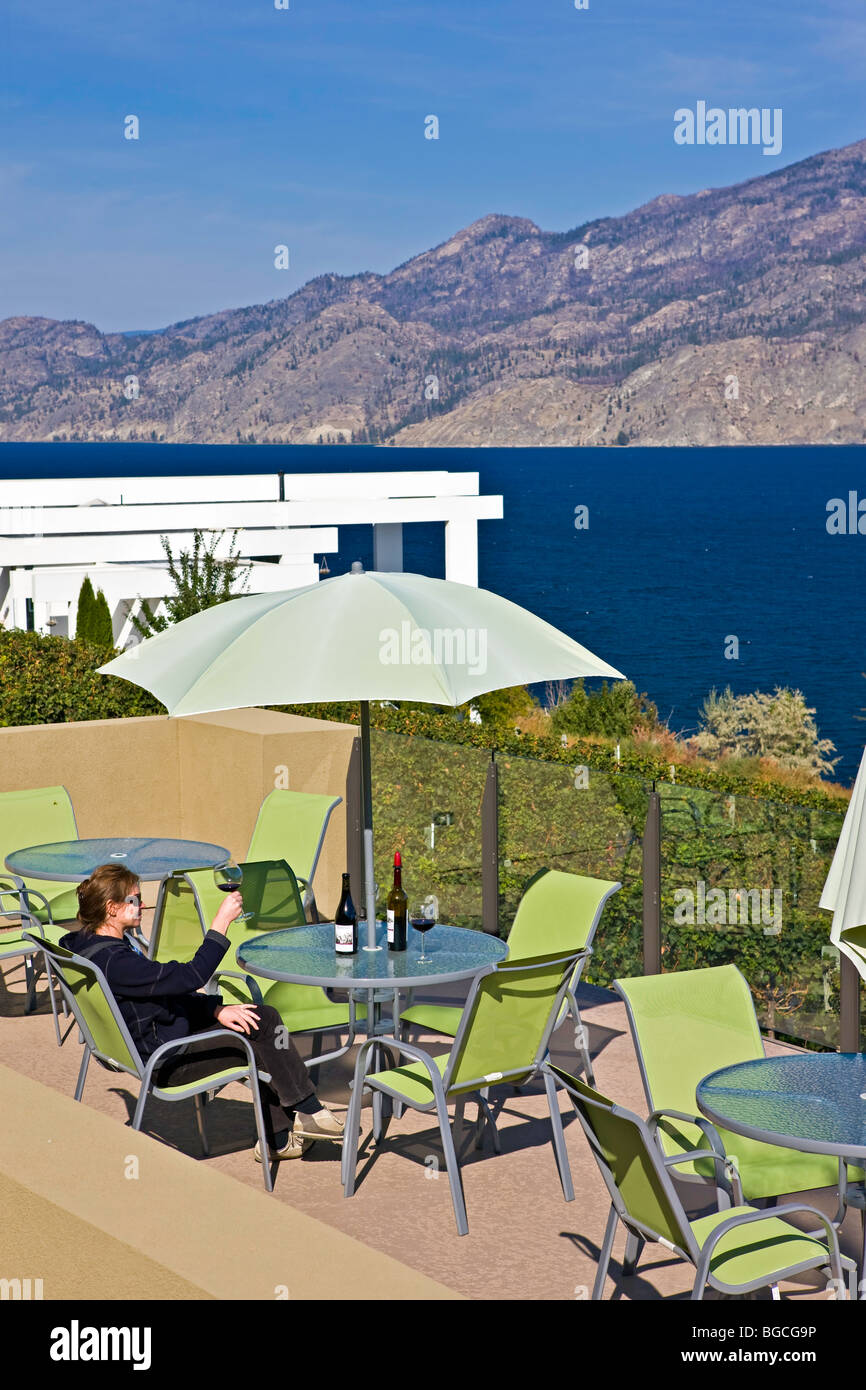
2,138,865,447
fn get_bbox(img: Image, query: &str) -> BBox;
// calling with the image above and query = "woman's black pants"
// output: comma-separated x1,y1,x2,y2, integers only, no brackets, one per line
153,1003,316,1139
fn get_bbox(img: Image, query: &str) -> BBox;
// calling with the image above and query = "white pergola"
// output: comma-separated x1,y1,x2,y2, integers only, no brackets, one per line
0,471,503,647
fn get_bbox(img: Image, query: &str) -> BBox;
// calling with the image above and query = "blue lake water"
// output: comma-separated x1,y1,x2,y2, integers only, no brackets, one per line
2,442,864,782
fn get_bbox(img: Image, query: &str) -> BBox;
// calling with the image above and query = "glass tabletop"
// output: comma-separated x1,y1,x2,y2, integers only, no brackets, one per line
697,1053,866,1159
5,837,231,882
236,920,509,989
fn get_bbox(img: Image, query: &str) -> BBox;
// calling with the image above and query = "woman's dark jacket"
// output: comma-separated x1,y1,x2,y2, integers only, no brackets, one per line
59,927,230,1061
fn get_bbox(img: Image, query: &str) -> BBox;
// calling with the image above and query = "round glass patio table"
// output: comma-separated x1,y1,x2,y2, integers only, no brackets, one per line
697,1053,866,1162
698,1053,866,1298
237,920,509,1068
5,837,231,882
236,919,508,990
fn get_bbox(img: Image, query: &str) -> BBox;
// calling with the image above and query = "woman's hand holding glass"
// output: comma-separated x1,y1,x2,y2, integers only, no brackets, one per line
213,859,254,923
212,889,246,935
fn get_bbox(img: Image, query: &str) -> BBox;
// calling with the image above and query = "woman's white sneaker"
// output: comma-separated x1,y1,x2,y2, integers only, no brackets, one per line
292,1107,346,1141
254,1131,307,1162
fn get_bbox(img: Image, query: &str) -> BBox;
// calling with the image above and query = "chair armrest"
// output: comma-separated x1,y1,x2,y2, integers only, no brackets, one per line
215,967,264,1006
15,920,47,941
350,1033,449,1110
24,886,54,921
353,1032,444,1081
1,879,52,928
140,1027,261,1091
649,1107,727,1157
691,1200,848,1295
0,888,29,922
355,1034,435,1068
664,1149,737,1205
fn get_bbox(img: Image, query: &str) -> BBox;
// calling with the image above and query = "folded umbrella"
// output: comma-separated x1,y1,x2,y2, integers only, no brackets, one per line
821,744,866,981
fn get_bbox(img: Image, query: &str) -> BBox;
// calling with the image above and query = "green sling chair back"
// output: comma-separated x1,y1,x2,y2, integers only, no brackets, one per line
400,869,621,1084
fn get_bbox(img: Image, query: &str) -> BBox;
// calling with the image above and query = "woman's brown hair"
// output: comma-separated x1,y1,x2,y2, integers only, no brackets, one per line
76,864,140,935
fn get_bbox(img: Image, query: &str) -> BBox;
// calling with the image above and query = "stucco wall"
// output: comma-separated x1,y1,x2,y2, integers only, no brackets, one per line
0,709,357,916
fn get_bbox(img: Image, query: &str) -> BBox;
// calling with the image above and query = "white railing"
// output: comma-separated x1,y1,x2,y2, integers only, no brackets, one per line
0,470,504,639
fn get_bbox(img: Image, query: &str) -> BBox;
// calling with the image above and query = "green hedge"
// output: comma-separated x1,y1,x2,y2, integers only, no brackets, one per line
0,629,164,726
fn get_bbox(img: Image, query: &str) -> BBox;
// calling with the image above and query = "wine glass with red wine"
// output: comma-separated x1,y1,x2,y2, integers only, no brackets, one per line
410,899,437,963
214,859,254,922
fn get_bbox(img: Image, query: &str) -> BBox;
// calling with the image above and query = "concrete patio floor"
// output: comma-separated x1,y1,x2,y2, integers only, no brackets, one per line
0,931,859,1302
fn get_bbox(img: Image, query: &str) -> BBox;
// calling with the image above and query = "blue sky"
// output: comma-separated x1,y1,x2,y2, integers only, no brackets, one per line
0,0,863,331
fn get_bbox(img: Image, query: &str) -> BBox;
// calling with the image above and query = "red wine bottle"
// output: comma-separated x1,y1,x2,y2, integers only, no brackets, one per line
387,852,407,952
334,872,358,954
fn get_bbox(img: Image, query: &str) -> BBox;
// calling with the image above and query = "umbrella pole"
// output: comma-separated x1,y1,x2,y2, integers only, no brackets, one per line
360,701,379,952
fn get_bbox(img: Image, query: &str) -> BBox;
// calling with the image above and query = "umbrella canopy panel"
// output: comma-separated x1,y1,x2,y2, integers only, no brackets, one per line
100,568,624,715
100,567,626,953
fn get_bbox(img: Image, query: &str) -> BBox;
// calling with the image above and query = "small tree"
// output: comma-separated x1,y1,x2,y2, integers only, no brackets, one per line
693,686,838,777
551,678,659,740
75,576,96,642
91,588,114,649
130,530,252,639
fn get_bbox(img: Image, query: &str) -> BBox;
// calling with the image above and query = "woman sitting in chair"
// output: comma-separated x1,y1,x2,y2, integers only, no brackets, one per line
60,863,344,1162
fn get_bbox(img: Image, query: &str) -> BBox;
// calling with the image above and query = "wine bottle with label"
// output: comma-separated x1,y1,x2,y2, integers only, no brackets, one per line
334,872,358,954
387,851,407,952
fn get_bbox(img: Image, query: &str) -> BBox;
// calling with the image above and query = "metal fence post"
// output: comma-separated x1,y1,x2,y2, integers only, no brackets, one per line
346,736,364,909
840,954,860,1053
643,786,661,975
481,751,500,935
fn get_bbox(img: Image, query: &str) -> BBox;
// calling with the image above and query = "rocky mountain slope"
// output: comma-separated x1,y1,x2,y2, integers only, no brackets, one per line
1,138,865,446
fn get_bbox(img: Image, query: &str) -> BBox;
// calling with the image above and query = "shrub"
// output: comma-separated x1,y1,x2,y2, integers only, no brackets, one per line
460,685,538,729
550,678,659,740
0,629,164,726
693,686,838,778
131,530,251,638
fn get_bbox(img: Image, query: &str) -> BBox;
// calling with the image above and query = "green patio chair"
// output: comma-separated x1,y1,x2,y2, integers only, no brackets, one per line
341,949,584,1236
614,965,857,1206
546,1064,856,1300
23,931,277,1192
1,878,50,1011
246,789,342,920
399,869,621,1084
0,786,82,925
0,877,70,1043
150,859,364,1073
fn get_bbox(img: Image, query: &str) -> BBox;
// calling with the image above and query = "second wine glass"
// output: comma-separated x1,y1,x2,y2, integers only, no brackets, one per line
409,899,437,963
214,859,254,922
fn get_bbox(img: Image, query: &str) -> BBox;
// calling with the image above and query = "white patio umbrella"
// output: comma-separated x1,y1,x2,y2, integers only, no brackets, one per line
100,565,625,948
820,745,866,980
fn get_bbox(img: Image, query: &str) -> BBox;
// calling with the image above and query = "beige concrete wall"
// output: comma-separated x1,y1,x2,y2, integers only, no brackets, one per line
176,709,358,917
0,716,182,837
0,709,357,917
0,1064,462,1301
